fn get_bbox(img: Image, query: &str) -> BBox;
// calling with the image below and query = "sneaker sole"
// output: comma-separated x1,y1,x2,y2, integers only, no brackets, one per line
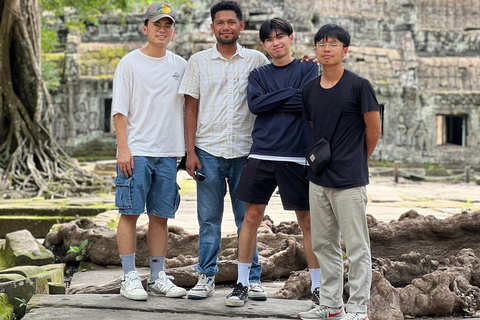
120,289,148,301
148,290,187,298
225,298,247,307
187,291,214,300
297,311,345,320
249,295,267,301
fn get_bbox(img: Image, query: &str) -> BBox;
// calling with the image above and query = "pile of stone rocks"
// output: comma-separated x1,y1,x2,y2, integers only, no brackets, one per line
0,230,65,319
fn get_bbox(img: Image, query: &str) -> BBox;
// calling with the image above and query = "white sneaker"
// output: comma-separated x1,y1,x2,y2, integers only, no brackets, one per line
120,271,148,301
298,306,346,319
248,282,267,301
147,271,187,298
339,313,369,320
187,273,215,299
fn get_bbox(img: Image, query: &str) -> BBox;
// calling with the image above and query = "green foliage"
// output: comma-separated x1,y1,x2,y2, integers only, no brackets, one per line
42,60,61,91
39,0,192,89
106,216,120,229
68,239,89,261
13,297,27,307
41,22,58,53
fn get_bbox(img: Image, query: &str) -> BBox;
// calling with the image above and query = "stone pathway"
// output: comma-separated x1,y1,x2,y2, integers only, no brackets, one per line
11,169,480,319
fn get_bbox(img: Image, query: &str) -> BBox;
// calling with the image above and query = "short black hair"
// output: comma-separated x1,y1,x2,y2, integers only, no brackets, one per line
210,1,242,22
259,17,293,43
314,24,350,47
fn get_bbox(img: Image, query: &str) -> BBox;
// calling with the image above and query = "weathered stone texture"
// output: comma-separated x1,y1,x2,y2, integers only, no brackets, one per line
0,293,14,320
0,263,66,318
418,57,480,92
4,230,54,268
46,0,480,166
418,0,480,31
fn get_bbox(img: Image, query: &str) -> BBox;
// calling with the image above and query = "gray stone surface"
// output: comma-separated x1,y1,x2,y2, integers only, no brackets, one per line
23,307,294,320
4,230,54,267
42,1,480,167
93,160,117,172
16,176,480,320
0,278,36,318
25,293,311,319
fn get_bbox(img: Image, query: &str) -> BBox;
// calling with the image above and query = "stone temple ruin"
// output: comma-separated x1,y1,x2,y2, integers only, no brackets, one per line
45,0,480,167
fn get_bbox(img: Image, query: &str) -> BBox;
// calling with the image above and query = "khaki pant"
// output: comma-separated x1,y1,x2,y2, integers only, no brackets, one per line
309,182,371,313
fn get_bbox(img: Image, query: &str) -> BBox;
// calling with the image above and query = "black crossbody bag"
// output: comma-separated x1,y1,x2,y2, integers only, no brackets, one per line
306,80,353,175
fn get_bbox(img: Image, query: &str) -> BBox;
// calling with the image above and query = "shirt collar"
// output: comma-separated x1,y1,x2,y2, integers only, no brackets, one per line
211,42,245,60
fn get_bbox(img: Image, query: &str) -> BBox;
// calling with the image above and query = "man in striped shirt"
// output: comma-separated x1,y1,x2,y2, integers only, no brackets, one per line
178,1,269,301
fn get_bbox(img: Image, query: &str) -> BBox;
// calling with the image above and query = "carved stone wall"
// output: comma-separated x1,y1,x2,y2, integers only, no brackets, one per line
46,0,480,168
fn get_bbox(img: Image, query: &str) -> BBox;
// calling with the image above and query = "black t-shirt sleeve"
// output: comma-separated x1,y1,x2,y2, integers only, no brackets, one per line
302,78,317,121
358,78,380,115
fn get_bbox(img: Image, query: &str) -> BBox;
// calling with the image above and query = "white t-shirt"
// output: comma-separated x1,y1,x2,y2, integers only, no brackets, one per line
112,49,187,157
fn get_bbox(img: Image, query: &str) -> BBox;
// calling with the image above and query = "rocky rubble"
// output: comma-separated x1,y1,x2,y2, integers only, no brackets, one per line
44,211,480,319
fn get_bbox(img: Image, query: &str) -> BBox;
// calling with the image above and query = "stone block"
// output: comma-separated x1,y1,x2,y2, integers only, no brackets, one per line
48,282,66,294
42,264,66,284
0,215,85,238
0,293,14,320
0,264,64,286
0,278,36,318
0,266,45,278
4,230,54,268
0,274,26,283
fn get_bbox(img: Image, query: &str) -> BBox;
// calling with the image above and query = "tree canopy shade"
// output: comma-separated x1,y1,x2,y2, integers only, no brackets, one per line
0,0,145,198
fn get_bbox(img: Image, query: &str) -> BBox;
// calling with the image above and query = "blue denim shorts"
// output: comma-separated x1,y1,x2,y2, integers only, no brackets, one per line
114,156,180,218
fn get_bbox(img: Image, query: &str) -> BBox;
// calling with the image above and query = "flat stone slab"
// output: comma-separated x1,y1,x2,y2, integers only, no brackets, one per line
69,267,285,297
26,293,312,319
23,307,287,320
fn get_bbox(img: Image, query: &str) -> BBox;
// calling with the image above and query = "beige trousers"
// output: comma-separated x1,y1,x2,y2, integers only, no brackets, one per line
309,182,371,313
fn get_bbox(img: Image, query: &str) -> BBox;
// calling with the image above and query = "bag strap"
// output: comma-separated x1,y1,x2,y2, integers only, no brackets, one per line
323,76,354,142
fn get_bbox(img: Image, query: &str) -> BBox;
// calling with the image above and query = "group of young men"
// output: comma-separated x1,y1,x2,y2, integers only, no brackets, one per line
111,1,381,320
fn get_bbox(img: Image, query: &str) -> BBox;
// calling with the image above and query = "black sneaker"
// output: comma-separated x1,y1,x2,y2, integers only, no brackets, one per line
312,287,320,306
225,282,248,307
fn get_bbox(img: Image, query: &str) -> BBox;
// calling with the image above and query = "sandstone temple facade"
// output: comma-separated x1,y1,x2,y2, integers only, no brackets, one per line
45,0,480,167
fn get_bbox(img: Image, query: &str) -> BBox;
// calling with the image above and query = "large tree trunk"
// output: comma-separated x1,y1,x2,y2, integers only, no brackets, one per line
0,0,108,198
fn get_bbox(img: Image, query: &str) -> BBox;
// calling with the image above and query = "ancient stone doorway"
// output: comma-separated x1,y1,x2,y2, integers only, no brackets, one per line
436,114,466,146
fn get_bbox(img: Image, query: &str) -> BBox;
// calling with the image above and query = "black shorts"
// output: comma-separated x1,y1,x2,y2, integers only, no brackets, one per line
235,158,309,211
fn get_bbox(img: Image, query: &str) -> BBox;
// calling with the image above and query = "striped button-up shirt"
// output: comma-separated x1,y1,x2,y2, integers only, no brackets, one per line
179,43,269,159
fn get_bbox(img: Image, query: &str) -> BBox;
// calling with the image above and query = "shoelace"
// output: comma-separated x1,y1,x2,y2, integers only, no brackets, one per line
125,274,144,290
231,283,246,295
156,274,176,289
195,273,212,287
249,283,263,291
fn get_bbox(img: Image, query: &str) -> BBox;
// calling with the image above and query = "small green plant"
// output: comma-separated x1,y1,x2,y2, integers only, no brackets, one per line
14,297,27,307
68,239,89,261
106,216,120,229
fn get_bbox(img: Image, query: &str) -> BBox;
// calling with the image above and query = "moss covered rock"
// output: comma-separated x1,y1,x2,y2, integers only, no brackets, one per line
4,230,54,268
0,293,13,320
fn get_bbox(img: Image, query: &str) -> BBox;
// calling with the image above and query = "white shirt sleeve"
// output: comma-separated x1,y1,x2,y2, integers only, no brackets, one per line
178,54,200,99
112,59,132,118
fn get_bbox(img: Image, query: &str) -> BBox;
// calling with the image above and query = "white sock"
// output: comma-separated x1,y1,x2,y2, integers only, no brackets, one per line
149,256,165,281
237,261,251,286
309,268,321,292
